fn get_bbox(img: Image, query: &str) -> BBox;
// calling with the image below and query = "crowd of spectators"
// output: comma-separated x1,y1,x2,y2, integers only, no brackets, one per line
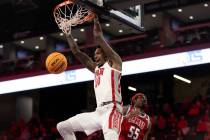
0,116,60,140
148,93,210,140
1,93,209,140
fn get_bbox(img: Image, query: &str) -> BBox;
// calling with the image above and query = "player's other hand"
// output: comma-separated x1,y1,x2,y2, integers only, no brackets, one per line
65,33,74,40
93,16,103,40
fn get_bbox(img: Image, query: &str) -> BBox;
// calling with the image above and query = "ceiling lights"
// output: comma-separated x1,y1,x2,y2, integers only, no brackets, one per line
80,28,85,32
39,36,44,40
177,8,182,12
204,3,208,7
189,16,194,20
152,14,157,18
60,33,64,36
35,45,39,49
118,29,123,33
128,86,137,91
105,23,110,27
173,74,191,84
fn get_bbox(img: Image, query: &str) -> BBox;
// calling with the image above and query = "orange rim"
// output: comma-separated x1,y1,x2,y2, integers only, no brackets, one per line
53,0,96,23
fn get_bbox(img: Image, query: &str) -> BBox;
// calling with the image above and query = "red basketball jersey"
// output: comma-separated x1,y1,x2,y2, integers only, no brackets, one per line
119,106,150,140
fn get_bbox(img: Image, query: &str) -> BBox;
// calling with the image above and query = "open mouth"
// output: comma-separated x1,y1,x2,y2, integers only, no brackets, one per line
95,58,99,63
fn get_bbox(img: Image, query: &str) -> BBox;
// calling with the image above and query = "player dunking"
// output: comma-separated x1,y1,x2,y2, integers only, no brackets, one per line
119,93,151,140
56,17,123,140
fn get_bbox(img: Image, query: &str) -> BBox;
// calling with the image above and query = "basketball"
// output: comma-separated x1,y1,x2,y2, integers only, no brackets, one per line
45,52,67,74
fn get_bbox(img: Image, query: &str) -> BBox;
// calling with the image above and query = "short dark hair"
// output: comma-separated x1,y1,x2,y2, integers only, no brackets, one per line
131,93,147,107
95,46,107,59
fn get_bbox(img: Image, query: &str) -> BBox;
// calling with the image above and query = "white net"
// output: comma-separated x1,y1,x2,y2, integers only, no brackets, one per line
54,1,94,34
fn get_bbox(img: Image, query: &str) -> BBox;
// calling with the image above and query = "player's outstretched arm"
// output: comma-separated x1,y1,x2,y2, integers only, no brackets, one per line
66,34,96,73
93,17,122,71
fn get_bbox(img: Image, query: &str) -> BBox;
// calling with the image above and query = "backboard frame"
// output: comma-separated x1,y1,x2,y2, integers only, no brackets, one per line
74,0,145,32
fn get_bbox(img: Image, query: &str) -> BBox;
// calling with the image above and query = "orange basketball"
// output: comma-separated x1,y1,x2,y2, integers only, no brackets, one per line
45,52,67,74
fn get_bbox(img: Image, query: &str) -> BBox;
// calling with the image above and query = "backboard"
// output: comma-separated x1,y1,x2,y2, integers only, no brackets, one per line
74,0,144,32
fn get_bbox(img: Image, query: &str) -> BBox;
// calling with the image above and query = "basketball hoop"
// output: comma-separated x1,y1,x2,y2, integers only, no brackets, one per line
53,0,96,34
